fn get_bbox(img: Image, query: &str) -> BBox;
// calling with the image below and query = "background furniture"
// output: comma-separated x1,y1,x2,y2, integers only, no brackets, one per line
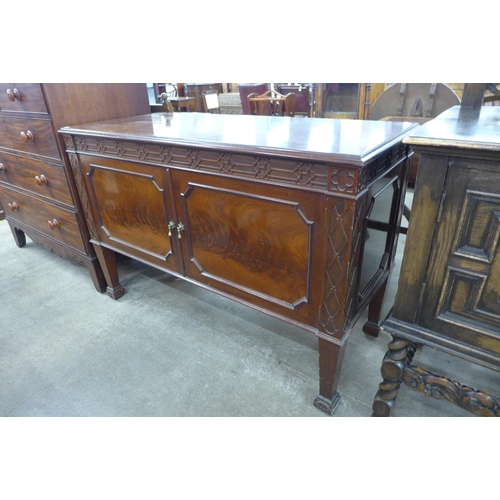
158,93,175,112
168,96,197,112
0,83,150,291
247,90,296,117
202,91,220,113
61,112,416,414
237,83,270,114
368,83,461,187
276,84,312,117
315,83,371,119
182,83,223,112
373,106,500,417
461,83,500,107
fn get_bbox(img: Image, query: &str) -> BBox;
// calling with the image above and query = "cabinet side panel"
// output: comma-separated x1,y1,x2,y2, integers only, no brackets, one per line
392,153,449,323
43,84,150,134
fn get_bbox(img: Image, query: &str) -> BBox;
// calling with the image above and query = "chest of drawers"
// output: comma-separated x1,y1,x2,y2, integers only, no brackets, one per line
0,83,150,291
61,112,416,413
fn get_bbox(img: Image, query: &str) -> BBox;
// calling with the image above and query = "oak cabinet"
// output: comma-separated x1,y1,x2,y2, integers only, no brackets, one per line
373,106,500,417
62,112,416,413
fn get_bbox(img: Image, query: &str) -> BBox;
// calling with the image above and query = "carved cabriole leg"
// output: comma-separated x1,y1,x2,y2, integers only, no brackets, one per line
9,223,26,248
363,275,389,337
93,244,125,300
314,337,347,414
372,335,418,417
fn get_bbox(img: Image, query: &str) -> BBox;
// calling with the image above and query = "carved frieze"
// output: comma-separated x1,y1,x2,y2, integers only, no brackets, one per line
65,135,331,191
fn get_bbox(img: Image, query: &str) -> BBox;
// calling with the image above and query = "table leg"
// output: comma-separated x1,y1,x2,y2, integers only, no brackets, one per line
313,337,347,414
93,244,125,299
363,275,389,337
372,335,418,416
8,223,26,248
83,257,107,293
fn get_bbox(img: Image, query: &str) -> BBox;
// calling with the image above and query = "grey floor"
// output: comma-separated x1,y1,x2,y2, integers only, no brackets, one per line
1,212,497,418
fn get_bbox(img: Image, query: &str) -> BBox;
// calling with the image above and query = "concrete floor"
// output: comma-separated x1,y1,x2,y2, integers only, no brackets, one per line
1,214,497,417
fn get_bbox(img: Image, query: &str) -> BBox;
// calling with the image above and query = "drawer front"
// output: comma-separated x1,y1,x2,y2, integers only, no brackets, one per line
0,184,85,253
0,83,48,115
0,151,73,206
0,115,61,161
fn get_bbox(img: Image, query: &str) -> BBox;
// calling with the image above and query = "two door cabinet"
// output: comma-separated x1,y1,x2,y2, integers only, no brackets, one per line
61,112,416,413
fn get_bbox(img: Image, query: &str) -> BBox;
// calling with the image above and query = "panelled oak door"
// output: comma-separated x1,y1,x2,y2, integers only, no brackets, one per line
419,158,500,355
373,106,500,417
172,170,321,323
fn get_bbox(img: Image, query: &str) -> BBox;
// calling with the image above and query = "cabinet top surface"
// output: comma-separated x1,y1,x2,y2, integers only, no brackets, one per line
60,112,417,164
404,105,500,151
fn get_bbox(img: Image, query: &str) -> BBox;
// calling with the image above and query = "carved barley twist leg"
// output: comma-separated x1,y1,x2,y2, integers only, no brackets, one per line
372,335,418,417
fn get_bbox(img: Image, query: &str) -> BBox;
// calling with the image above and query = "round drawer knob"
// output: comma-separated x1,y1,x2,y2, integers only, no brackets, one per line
7,88,21,101
48,219,60,230
8,202,19,211
0,163,5,172
35,174,48,186
20,130,34,142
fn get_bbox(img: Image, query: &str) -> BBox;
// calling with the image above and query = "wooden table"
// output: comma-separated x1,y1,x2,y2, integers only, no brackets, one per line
373,106,500,417
61,113,416,414
168,96,197,112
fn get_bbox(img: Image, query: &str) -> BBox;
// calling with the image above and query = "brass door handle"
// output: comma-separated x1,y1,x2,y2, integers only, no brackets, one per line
177,222,185,239
168,220,175,237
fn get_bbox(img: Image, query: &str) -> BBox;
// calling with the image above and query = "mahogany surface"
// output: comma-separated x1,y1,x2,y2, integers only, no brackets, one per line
373,106,500,417
61,112,416,413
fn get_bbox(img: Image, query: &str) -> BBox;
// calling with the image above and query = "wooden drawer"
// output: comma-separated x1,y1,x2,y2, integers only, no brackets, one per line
0,84,48,115
0,115,60,161
0,151,73,206
0,184,85,253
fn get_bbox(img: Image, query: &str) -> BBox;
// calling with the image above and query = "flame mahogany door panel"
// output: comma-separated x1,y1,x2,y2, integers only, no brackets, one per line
78,155,182,275
172,169,323,325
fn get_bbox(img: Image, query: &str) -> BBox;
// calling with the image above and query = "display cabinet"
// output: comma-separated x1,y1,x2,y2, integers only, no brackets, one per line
315,83,371,119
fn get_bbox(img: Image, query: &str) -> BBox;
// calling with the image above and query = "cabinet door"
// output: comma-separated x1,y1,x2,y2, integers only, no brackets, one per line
420,157,500,360
172,169,322,323
79,156,182,274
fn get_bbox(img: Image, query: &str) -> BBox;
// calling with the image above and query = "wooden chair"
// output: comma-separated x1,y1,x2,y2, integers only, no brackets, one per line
203,90,220,113
277,84,311,117
158,92,174,112
247,89,297,117
237,83,270,114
